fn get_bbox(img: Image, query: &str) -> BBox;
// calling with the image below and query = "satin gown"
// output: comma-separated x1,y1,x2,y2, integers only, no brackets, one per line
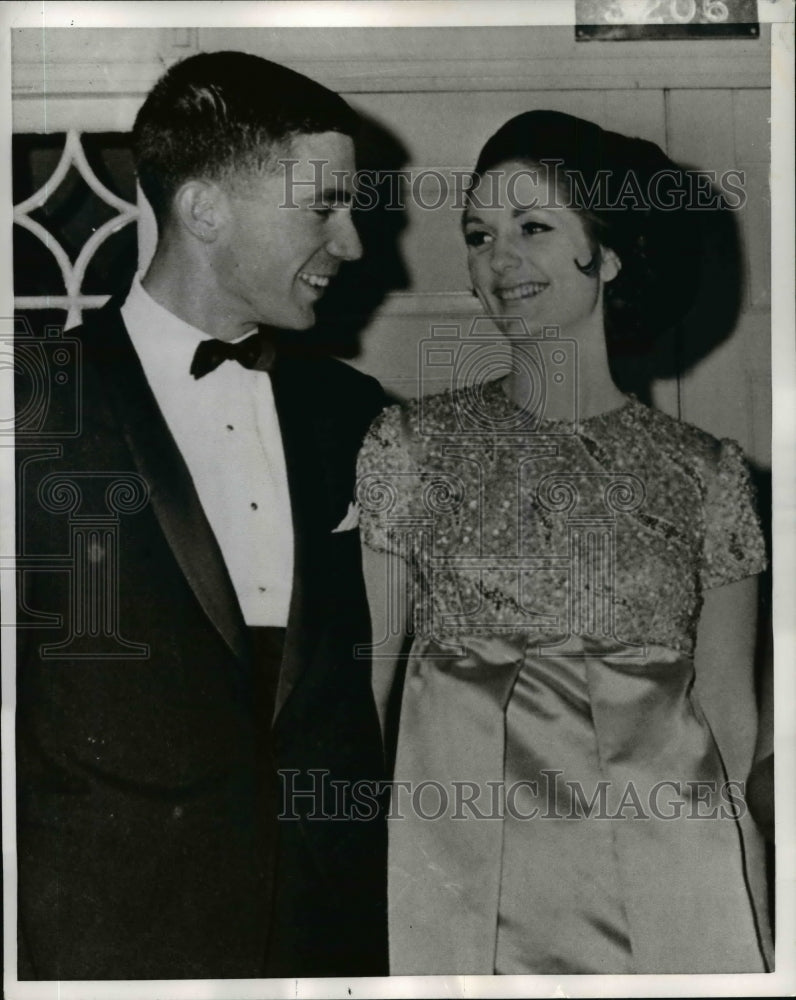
357,381,771,975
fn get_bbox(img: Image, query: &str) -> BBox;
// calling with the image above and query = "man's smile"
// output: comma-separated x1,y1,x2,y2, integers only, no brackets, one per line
298,271,334,293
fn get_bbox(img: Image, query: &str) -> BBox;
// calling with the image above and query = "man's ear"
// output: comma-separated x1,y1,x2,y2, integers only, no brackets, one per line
173,180,225,243
599,246,622,284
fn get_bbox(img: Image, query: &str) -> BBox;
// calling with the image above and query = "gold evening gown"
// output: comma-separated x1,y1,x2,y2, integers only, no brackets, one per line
357,381,771,975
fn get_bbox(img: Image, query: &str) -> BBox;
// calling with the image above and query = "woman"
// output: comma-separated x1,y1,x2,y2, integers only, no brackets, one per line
356,111,772,975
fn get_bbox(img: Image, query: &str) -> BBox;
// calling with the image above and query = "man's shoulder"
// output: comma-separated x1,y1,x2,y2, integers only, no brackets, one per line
49,299,130,363
281,353,378,387
277,354,387,416
14,302,128,435
326,357,385,401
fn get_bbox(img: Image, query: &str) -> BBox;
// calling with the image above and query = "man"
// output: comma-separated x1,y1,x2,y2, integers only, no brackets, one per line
15,51,387,979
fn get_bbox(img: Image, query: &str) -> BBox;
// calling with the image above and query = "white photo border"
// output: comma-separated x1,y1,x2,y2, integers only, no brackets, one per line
1,2,793,998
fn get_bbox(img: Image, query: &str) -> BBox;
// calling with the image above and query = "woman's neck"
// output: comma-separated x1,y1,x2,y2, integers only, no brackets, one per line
504,323,627,423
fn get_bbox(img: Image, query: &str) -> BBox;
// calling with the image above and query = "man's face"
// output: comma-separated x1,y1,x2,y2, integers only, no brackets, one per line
209,131,361,334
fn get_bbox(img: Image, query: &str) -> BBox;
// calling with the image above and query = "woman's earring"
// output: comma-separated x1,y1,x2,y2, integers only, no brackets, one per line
574,250,601,277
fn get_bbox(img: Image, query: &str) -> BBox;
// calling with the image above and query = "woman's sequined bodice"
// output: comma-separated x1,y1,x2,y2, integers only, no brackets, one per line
357,381,765,656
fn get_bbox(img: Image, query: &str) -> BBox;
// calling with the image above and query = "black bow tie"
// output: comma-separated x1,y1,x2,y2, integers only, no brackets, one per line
190,331,276,379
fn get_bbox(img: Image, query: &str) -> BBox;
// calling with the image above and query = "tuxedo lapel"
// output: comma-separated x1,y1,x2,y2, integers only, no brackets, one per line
270,359,333,720
86,307,250,666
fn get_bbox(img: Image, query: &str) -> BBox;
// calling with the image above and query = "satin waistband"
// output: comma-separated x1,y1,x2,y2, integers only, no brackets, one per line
388,632,771,974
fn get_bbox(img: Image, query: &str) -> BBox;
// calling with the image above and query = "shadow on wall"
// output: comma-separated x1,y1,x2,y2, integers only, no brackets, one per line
608,169,745,407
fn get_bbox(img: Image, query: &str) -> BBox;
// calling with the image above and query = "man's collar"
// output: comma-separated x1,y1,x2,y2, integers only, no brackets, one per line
122,275,258,348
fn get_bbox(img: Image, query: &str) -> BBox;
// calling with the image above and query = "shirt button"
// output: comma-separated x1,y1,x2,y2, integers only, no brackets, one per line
250,502,258,510
226,424,234,431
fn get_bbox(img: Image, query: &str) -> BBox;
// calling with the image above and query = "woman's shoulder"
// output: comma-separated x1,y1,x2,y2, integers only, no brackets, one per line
358,401,406,470
356,391,464,538
364,386,468,441
607,399,766,585
358,395,430,476
620,397,738,475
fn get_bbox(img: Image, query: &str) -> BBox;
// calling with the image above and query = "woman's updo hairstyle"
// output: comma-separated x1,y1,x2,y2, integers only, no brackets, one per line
472,110,702,354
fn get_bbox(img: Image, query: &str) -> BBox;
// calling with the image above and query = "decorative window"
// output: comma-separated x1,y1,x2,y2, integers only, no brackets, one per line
13,130,139,332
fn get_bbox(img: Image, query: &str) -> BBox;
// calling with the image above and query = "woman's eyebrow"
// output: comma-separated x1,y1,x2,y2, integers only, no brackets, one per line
511,205,554,218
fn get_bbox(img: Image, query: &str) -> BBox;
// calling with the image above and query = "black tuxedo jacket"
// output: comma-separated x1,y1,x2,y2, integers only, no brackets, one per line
15,302,388,979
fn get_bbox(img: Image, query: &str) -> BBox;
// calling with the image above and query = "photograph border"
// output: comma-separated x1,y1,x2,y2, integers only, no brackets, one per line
1,3,793,998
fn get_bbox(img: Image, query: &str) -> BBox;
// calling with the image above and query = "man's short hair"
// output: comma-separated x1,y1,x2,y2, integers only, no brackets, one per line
132,51,360,228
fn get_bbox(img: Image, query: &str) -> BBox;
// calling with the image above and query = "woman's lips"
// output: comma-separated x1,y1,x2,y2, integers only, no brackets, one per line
495,280,548,302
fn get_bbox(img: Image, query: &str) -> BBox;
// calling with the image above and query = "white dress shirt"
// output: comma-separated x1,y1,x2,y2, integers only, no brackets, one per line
121,276,294,626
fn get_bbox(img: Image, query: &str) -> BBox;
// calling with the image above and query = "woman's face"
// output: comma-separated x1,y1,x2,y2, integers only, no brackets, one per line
464,160,619,337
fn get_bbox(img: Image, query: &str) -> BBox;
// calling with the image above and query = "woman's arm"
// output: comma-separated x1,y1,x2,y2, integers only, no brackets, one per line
747,601,774,839
693,575,759,784
362,544,411,743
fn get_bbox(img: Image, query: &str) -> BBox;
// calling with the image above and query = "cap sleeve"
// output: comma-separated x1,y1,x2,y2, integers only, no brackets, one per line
700,438,767,590
356,404,415,556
